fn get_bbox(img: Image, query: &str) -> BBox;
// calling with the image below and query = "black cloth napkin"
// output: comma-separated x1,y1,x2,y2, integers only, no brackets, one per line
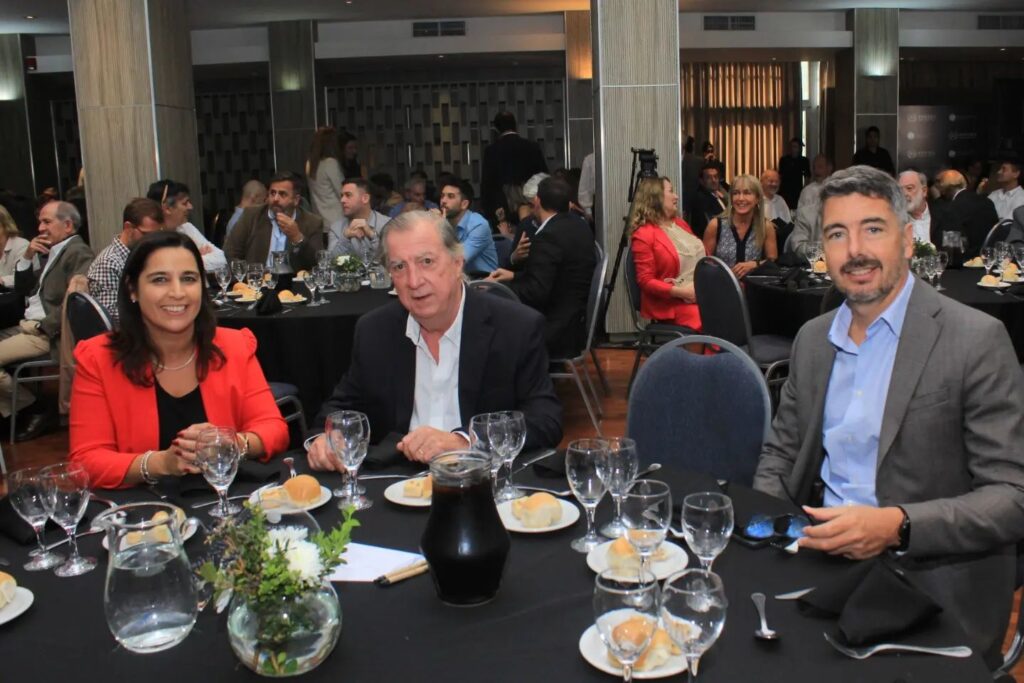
748,261,783,277
798,556,943,645
155,459,283,497
254,290,283,315
0,498,102,546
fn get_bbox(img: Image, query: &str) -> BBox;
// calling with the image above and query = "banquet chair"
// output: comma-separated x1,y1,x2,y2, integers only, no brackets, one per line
8,355,60,444
269,382,307,436
820,285,846,315
981,220,1014,252
694,256,792,389
66,292,114,344
623,247,696,396
626,335,770,484
467,279,520,302
550,242,608,435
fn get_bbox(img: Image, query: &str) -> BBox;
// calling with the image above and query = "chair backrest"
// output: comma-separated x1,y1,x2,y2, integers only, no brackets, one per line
493,235,514,269
467,279,521,303
66,292,113,343
820,284,846,315
626,334,771,485
981,219,1015,252
622,245,646,332
581,242,608,355
693,256,753,348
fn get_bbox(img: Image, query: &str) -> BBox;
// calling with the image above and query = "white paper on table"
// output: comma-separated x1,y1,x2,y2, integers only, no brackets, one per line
327,542,425,582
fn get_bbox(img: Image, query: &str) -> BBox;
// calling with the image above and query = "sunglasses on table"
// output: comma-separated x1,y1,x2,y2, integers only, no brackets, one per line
733,513,812,548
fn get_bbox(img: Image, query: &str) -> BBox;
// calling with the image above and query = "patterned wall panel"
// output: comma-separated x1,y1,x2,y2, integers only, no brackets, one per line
324,79,566,191
50,100,82,193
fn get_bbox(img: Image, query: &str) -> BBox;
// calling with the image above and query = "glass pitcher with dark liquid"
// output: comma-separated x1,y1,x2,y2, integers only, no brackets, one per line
420,451,510,605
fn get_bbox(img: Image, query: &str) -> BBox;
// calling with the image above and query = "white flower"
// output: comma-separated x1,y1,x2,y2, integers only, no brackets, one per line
335,255,351,266
283,540,323,583
266,526,308,555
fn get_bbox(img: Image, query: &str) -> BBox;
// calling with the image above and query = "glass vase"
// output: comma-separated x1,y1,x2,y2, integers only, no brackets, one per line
227,583,341,677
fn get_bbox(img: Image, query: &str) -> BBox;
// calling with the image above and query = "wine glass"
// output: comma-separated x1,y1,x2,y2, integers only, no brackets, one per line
566,438,609,553
8,467,65,571
313,266,333,303
316,249,331,269
213,265,232,304
620,480,672,576
246,263,264,292
230,259,247,287
597,437,639,539
42,463,97,577
661,569,728,682
1013,244,1024,270
805,241,823,274
488,410,527,502
195,427,242,519
263,263,278,292
681,492,734,570
469,413,501,496
934,252,949,291
981,246,996,276
922,255,938,287
996,241,1012,272
306,266,323,306
594,569,660,683
326,410,372,510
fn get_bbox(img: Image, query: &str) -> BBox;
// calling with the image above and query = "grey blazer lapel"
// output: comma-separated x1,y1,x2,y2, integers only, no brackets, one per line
798,330,836,503
877,280,942,467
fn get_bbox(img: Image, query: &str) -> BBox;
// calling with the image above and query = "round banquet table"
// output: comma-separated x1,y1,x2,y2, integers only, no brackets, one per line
216,287,394,419
747,268,1024,360
0,455,992,683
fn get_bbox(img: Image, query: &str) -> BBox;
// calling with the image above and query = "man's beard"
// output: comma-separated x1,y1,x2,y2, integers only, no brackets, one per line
838,255,902,304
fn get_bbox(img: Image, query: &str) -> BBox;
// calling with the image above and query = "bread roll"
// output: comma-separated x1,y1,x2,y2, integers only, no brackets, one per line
283,474,321,505
231,282,253,294
278,290,300,302
0,572,16,609
510,492,562,528
403,475,433,498
296,269,310,280
981,274,1001,286
812,259,827,274
607,536,641,574
605,617,680,672
964,256,983,267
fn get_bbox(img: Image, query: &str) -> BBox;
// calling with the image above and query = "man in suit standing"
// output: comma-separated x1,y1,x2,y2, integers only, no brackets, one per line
480,111,548,227
487,177,596,359
690,164,728,239
2,200,94,440
753,165,1024,666
304,210,562,469
852,125,896,176
932,169,998,258
225,171,324,273
778,137,810,209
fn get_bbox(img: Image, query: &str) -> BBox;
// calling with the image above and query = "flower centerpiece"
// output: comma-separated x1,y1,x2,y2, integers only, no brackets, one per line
913,239,937,258
199,505,359,677
333,255,364,292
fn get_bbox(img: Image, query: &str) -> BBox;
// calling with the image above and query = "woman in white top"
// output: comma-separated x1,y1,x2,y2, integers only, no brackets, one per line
306,127,345,227
0,205,30,289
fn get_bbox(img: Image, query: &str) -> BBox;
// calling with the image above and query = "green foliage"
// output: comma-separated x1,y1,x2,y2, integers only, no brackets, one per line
913,239,937,257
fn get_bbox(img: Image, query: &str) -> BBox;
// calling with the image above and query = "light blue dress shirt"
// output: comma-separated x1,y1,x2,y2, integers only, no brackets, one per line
266,209,293,266
457,210,498,274
225,206,244,237
821,274,916,507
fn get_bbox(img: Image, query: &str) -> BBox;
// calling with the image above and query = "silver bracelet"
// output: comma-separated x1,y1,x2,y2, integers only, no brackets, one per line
139,450,158,484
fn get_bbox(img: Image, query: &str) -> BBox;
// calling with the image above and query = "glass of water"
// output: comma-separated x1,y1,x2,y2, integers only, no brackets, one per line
196,427,242,519
934,251,949,291
661,569,728,682
231,259,247,287
326,410,372,510
681,492,734,570
43,462,97,577
597,437,639,539
488,410,527,502
620,480,672,575
213,265,232,304
8,466,65,571
594,569,660,683
306,267,323,306
469,413,501,495
566,438,609,553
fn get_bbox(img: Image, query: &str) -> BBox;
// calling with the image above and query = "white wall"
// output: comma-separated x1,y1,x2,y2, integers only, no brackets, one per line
679,11,852,49
900,10,1024,47
191,27,268,65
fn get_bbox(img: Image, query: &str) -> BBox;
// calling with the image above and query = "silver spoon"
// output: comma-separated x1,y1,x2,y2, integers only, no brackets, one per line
283,457,297,479
637,463,662,478
752,592,778,640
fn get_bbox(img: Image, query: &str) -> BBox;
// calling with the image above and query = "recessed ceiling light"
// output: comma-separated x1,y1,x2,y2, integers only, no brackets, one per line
437,54,445,59
24,15,35,19
999,47,1006,51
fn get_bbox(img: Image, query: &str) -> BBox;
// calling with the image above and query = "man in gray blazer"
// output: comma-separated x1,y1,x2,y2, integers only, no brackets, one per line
754,165,1024,667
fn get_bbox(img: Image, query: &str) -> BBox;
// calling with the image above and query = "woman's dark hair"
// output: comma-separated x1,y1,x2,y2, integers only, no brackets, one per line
108,231,224,387
308,126,341,179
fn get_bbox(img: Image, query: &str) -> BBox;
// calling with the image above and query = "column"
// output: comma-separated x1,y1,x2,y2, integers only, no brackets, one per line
592,0,681,335
564,10,593,168
0,35,34,197
843,8,900,170
268,21,317,177
70,0,203,246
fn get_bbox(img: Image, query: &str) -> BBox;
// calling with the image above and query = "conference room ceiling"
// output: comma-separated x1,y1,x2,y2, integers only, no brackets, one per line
2,0,1023,33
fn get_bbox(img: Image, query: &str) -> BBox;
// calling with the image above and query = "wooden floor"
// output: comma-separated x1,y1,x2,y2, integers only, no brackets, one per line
1,348,1019,678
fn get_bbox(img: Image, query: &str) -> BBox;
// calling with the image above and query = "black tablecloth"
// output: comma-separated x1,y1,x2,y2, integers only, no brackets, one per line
0,457,991,682
747,269,1024,359
0,291,24,330
216,288,394,419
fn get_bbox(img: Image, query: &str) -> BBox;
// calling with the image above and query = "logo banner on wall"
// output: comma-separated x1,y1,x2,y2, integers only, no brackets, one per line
898,106,985,179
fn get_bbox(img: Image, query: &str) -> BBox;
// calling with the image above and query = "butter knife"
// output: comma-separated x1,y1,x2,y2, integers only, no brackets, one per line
774,587,815,601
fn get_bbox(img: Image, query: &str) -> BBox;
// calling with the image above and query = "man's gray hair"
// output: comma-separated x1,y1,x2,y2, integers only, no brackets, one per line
819,165,909,225
52,201,82,231
379,210,462,264
898,169,928,188
523,172,549,200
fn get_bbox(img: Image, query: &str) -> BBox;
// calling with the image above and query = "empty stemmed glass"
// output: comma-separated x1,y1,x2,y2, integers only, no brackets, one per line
469,413,501,495
316,249,331,269
42,462,97,577
597,437,639,538
934,251,949,290
195,427,242,518
1014,244,1024,271
213,265,232,304
661,569,728,682
246,263,264,296
620,480,672,575
805,241,823,277
566,438,609,553
981,246,997,277
681,492,734,570
594,569,660,683
230,259,247,288
313,266,333,303
262,263,278,292
326,410,371,510
488,410,527,502
8,466,64,571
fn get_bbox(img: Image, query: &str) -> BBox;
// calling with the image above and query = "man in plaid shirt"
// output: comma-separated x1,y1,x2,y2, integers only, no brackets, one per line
87,198,164,322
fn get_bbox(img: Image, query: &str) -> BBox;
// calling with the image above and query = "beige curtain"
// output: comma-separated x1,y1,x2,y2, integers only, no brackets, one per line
681,63,802,183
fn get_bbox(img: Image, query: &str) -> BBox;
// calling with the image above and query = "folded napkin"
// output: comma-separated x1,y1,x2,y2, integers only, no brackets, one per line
798,556,943,645
156,460,282,498
0,498,102,546
254,290,283,315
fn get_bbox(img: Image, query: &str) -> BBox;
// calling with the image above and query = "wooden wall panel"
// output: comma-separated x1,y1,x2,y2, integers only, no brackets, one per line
69,0,152,108
269,21,317,177
565,10,593,166
596,0,679,88
853,8,899,163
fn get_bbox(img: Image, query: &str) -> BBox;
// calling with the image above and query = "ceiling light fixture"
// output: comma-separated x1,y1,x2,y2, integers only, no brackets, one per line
999,47,1006,52
24,15,35,19
438,54,445,59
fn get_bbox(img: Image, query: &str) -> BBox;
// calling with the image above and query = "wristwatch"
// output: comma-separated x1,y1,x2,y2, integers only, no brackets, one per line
895,506,911,553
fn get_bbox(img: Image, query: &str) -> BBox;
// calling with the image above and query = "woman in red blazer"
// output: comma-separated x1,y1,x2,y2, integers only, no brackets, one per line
629,177,704,330
70,231,288,489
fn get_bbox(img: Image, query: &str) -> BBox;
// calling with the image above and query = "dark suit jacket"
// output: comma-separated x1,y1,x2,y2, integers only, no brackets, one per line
314,288,562,451
14,234,94,339
1010,205,1024,244
480,133,548,225
931,191,999,258
680,152,704,223
223,205,324,273
754,279,1024,664
778,154,810,208
507,213,596,359
690,187,726,239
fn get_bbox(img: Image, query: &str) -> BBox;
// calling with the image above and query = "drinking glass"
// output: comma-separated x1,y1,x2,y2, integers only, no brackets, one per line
620,480,672,575
246,263,264,293
981,246,997,276
594,569,660,683
996,241,1011,271
1014,244,1024,270
313,266,333,303
805,241,823,273
923,255,939,287
230,259,247,286
470,413,501,495
661,569,728,682
316,249,331,269
681,492,734,570
934,251,949,291
8,467,65,571
306,266,323,306
566,438,609,553
326,410,372,510
213,265,232,303
43,463,97,577
597,437,639,538
195,427,241,518
488,410,527,502
262,264,278,292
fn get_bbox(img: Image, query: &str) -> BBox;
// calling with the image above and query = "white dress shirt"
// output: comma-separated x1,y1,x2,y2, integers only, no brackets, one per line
0,236,29,288
764,194,792,223
406,286,466,432
17,235,74,321
177,222,227,271
797,181,822,210
909,206,933,245
578,153,596,217
990,185,1024,221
